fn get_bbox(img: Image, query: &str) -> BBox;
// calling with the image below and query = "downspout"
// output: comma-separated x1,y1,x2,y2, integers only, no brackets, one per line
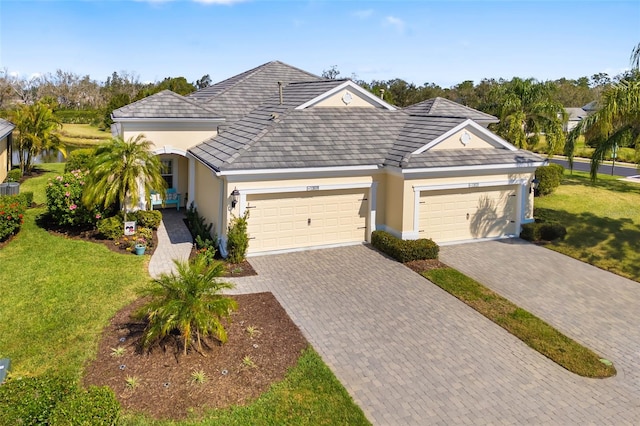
217,177,228,258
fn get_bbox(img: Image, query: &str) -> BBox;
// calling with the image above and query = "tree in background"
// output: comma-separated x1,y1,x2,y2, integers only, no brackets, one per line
195,74,212,90
492,78,566,154
9,100,61,174
565,43,640,179
83,134,165,221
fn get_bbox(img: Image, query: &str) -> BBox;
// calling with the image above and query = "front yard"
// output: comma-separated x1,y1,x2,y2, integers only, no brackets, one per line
534,171,640,282
0,164,369,425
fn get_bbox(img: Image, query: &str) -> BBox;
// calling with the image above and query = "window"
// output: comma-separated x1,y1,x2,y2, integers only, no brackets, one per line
161,159,173,189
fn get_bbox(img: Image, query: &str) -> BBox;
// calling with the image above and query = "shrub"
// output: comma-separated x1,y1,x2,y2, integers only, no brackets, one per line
371,230,439,262
17,191,34,207
134,209,162,230
50,386,120,426
520,221,567,242
55,109,101,124
195,235,216,265
227,211,249,264
97,216,123,240
0,194,27,241
5,168,22,183
186,204,216,248
135,226,153,248
46,170,102,227
535,164,563,196
64,148,96,173
0,375,76,425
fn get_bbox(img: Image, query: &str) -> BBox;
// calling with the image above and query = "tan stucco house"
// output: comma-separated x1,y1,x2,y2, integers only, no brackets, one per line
0,118,15,183
112,61,545,256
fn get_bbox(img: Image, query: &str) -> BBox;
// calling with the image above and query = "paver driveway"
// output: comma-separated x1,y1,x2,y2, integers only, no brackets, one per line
229,243,640,425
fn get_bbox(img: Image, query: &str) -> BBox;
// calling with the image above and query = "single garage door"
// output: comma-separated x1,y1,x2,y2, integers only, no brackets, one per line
245,189,368,253
419,185,517,243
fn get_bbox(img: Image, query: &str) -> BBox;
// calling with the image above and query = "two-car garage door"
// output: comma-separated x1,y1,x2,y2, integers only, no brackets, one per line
419,185,518,243
245,189,368,254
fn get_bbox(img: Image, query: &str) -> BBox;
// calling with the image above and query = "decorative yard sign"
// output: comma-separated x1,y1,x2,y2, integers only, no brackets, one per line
124,221,136,236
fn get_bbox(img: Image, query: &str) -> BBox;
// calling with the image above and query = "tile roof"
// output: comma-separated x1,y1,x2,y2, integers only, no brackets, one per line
0,118,15,139
189,88,544,172
403,97,498,123
565,107,588,121
401,148,544,169
187,61,321,122
112,90,222,119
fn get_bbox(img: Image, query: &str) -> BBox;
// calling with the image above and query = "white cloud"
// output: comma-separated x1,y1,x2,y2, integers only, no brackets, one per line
353,9,373,19
383,16,405,33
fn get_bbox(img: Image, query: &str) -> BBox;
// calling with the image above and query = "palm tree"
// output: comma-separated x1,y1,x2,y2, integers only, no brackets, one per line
83,134,165,221
565,44,640,179
493,78,567,155
9,100,61,174
136,256,238,356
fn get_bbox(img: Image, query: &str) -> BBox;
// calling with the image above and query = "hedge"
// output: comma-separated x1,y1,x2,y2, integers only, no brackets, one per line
371,230,439,262
64,148,96,173
0,375,120,425
55,109,101,124
535,164,564,196
520,221,567,242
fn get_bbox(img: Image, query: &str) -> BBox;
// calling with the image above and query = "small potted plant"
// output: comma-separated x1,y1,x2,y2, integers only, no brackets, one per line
133,237,147,256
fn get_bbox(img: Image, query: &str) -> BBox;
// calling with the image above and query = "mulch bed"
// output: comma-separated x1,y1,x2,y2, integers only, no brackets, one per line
404,258,448,273
83,292,308,420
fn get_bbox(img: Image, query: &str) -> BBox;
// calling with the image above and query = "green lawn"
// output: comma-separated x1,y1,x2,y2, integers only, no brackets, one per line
424,267,615,378
0,163,369,424
534,171,640,282
59,123,110,147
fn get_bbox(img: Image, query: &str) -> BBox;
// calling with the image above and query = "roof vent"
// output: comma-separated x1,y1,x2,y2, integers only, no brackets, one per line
380,88,385,100
270,112,279,121
277,81,283,105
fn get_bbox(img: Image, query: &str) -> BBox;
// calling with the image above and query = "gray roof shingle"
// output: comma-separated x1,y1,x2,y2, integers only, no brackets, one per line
187,61,322,122
402,148,543,169
0,118,15,139
112,90,222,119
403,97,498,123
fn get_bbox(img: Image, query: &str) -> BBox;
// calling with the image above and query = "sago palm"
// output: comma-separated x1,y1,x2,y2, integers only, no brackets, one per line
83,134,165,221
136,256,238,356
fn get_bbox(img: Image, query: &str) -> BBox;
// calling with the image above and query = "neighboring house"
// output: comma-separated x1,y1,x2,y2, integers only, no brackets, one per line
564,107,589,132
564,101,597,132
112,61,545,256
0,118,15,183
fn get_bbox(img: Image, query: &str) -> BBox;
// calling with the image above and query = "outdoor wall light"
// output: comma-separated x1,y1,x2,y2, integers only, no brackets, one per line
230,188,240,208
530,178,540,194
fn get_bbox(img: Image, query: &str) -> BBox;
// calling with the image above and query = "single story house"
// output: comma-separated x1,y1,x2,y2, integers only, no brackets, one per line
564,107,589,132
0,118,15,183
112,61,545,256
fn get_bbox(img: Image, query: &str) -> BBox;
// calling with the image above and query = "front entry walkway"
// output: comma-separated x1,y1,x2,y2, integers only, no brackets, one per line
148,209,192,278
228,244,640,425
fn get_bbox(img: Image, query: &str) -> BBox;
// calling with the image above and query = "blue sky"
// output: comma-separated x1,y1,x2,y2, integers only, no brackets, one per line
1,0,639,87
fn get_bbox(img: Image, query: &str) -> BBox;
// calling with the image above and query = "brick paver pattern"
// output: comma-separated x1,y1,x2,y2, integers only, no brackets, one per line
227,243,640,425
148,210,192,279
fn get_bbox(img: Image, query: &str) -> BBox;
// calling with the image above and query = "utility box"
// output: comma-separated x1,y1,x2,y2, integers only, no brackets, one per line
0,358,10,384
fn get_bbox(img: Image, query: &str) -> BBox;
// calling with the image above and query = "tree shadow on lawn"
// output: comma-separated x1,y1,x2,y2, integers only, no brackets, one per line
560,175,640,195
535,207,640,281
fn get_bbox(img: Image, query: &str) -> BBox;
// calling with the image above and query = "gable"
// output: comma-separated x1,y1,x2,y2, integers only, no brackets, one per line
296,81,396,110
312,88,381,108
412,120,516,155
429,126,500,151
